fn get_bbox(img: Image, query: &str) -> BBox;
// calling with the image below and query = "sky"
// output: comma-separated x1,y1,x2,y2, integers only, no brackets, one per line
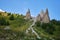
0,0,60,20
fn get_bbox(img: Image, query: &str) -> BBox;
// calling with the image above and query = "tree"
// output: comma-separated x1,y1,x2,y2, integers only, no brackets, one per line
50,19,60,25
41,23,55,34
35,21,41,27
0,13,1,15
8,13,11,16
9,14,14,20
54,26,60,40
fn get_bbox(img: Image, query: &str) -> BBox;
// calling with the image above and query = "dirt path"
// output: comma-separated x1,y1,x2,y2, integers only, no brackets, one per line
26,17,41,39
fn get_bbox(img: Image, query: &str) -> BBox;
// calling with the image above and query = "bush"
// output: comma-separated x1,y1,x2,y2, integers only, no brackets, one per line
35,21,56,34
35,21,41,27
0,13,1,15
0,17,9,26
6,21,10,25
41,23,55,34
9,14,14,20
51,19,60,26
8,13,11,16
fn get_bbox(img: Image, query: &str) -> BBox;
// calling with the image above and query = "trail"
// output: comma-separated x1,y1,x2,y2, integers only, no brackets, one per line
26,17,41,39
25,17,55,40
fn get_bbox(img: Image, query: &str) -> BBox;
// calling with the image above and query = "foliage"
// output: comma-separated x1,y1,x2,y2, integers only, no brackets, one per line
0,13,1,15
51,19,60,26
42,23,55,34
8,12,11,16
9,14,14,20
35,21,41,27
54,26,60,40
0,12,60,40
0,17,9,26
35,21,56,34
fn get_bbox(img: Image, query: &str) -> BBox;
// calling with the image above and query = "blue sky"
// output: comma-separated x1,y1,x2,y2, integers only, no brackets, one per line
0,0,60,20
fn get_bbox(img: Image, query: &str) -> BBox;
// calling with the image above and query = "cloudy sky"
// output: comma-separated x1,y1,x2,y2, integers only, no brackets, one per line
0,0,60,20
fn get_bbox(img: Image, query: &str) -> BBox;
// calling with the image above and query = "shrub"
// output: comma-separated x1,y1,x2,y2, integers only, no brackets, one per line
9,14,14,20
41,23,55,34
35,21,41,27
0,17,9,26
8,13,11,16
35,21,56,34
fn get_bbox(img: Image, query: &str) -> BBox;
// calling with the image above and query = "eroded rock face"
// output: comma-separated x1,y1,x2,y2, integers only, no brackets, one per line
42,9,50,23
36,8,50,23
24,9,31,19
25,8,50,23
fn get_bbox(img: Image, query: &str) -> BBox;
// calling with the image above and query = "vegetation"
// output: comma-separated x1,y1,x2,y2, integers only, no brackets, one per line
35,19,60,40
0,12,60,40
9,14,15,20
0,17,9,26
7,12,11,16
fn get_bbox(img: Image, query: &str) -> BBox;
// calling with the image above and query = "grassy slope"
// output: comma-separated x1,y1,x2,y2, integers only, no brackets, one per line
0,12,60,40
0,12,34,40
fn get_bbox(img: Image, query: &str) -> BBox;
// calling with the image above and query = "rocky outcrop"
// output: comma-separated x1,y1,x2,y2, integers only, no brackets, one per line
24,9,31,19
36,10,44,21
25,8,50,23
42,9,50,23
36,8,50,23
0,12,7,16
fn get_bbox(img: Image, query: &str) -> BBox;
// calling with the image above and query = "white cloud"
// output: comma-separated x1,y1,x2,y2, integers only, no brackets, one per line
0,9,5,12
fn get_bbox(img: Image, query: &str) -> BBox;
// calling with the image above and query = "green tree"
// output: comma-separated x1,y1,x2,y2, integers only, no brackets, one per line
9,14,14,20
8,13,11,16
0,17,6,25
41,23,55,34
35,21,41,27
0,13,1,15
54,26,60,40
6,21,10,25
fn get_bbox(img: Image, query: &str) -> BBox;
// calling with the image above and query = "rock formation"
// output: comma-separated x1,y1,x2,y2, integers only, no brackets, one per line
0,12,7,16
36,10,44,21
42,8,50,23
24,9,31,19
36,8,50,23
25,8,50,23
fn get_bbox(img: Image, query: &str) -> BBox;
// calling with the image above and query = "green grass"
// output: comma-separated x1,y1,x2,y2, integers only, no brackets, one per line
0,12,60,40
33,26,54,39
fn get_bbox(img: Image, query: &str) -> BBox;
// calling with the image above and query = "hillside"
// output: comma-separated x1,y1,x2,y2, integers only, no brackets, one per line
0,12,60,40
